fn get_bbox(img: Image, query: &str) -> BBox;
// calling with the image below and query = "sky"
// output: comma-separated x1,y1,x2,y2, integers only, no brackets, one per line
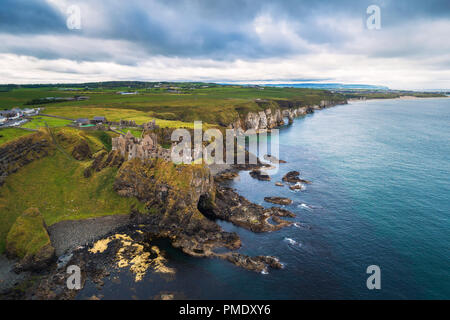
0,0,449,89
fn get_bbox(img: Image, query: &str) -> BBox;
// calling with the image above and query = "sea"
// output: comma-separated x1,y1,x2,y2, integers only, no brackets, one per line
78,97,450,300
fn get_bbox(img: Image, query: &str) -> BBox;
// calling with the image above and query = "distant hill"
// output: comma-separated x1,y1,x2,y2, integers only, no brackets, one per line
261,83,390,90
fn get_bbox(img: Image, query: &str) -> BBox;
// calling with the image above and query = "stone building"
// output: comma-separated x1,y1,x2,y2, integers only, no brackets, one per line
112,131,170,161
143,119,159,130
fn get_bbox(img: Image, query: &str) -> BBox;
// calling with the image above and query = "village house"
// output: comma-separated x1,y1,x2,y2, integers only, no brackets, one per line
23,108,39,116
75,118,90,126
92,116,107,124
0,110,17,118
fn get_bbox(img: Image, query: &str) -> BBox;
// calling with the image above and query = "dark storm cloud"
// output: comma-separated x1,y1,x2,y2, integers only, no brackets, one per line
0,0,449,61
0,0,67,33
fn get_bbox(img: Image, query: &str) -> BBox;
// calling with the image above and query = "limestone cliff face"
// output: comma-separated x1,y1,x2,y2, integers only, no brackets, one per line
229,99,347,133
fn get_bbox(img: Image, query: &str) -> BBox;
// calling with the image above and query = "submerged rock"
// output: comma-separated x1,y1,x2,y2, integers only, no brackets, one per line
211,185,295,232
249,169,271,181
289,184,304,191
275,182,284,187
264,197,293,205
220,253,283,273
282,171,311,184
263,154,287,164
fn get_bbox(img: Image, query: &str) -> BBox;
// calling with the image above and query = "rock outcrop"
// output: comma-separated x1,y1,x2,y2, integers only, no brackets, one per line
282,171,311,184
249,169,271,181
84,150,124,177
113,159,294,272
71,139,92,160
114,159,241,256
219,253,283,273
263,154,286,164
264,197,293,205
6,208,55,272
210,185,295,232
0,131,52,186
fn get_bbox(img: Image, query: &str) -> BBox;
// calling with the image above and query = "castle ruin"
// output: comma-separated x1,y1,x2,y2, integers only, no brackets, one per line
112,131,170,161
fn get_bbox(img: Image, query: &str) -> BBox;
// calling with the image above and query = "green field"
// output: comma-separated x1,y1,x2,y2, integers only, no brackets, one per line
21,116,73,129
118,127,143,138
0,84,345,129
0,128,33,145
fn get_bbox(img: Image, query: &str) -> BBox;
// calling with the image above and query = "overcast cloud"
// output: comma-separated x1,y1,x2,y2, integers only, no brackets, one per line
0,0,449,89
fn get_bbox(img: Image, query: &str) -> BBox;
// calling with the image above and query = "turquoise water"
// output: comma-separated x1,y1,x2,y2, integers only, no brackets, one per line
79,98,450,299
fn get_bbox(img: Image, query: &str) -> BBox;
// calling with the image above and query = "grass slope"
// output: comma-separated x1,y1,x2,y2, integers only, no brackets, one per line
0,128,145,254
6,208,51,259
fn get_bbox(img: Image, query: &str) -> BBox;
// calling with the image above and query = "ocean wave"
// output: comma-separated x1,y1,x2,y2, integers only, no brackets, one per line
290,182,305,192
297,203,313,210
283,237,302,247
293,222,309,229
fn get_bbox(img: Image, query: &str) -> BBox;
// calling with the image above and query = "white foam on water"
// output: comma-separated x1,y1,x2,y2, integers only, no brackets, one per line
298,203,312,210
283,237,303,248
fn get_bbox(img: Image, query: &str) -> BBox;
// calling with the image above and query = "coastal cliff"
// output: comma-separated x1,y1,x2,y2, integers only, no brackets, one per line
112,158,292,272
229,98,347,132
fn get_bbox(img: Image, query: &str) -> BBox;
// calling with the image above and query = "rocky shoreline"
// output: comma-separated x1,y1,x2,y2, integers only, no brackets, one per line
0,99,347,300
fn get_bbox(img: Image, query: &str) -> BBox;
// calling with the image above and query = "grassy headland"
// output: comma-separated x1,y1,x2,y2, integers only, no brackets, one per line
0,82,445,255
0,128,145,253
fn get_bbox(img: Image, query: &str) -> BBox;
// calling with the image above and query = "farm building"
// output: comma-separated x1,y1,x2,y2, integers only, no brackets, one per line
75,118,90,126
92,116,107,124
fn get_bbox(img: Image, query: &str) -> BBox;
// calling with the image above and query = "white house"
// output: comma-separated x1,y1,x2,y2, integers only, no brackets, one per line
23,108,36,115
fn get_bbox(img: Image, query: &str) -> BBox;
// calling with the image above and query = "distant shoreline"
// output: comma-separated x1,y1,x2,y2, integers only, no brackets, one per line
347,95,449,103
